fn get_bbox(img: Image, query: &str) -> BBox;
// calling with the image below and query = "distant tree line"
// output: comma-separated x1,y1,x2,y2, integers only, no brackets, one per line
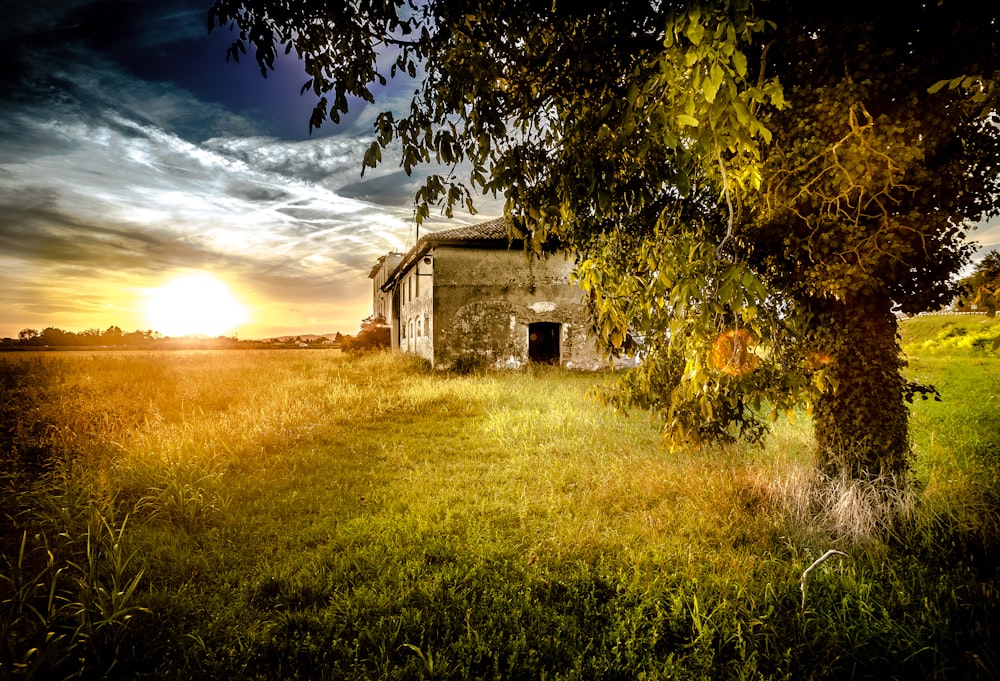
4,327,162,347
2,327,350,350
269,333,344,347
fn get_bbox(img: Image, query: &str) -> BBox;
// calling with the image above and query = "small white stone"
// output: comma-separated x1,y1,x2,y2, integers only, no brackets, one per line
529,301,557,313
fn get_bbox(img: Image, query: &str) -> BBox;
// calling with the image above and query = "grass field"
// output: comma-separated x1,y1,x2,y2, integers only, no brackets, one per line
1,316,999,680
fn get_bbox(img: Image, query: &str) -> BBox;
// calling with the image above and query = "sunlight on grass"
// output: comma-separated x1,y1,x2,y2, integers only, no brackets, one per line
2,342,998,680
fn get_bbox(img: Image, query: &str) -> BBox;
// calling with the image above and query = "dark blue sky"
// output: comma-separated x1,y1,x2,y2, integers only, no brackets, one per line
0,0,497,337
9,0,358,140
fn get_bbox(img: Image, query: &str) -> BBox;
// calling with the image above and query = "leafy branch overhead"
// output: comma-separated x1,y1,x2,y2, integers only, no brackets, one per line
209,1,1000,483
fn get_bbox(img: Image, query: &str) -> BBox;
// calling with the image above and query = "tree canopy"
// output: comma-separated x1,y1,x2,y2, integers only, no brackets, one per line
341,315,392,354
957,251,1000,316
209,0,1000,482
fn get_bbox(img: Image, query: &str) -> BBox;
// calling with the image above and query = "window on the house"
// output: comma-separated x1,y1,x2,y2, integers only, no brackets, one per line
415,271,419,297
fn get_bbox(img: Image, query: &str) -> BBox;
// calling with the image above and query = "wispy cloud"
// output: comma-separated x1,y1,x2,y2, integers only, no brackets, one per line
0,0,510,338
971,216,1000,255
0,41,442,337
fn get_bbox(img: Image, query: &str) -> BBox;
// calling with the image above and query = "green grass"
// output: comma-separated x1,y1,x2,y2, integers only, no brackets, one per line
899,313,1000,352
1,340,999,680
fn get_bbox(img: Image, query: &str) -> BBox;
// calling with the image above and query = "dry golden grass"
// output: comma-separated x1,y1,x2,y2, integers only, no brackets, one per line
2,346,998,680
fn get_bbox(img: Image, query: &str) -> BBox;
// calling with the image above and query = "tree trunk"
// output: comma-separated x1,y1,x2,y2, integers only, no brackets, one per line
809,294,911,481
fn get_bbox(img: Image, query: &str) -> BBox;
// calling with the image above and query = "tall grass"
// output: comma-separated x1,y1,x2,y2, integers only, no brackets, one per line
1,344,998,680
898,315,1000,554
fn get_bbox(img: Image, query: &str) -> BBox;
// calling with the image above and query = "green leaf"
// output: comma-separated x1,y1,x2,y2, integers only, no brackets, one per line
927,79,948,94
768,85,784,109
677,114,700,128
733,51,747,78
676,171,692,196
686,21,705,45
704,71,721,103
733,99,750,126
363,141,382,169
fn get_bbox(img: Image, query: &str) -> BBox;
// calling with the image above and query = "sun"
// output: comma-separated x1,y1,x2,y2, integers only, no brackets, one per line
145,273,250,337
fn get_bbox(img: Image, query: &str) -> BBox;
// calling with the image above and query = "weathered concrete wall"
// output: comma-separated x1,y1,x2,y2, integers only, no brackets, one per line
429,246,603,370
398,267,434,362
370,253,401,323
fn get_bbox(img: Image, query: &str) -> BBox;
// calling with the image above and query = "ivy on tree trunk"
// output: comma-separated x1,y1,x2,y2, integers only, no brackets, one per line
809,295,910,480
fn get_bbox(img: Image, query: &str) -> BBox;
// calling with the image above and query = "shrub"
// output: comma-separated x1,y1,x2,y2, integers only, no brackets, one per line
340,316,390,355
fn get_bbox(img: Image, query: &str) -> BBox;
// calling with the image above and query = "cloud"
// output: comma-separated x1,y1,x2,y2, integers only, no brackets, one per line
970,215,1000,253
0,53,425,336
0,0,497,337
1,103,416,265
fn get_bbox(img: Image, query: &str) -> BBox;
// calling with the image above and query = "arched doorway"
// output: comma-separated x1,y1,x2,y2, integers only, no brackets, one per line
528,322,561,364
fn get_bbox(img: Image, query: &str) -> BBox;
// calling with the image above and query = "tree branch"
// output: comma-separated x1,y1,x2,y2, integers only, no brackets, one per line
800,549,849,614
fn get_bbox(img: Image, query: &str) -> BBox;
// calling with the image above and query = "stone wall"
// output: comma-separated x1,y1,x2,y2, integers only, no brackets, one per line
429,246,602,370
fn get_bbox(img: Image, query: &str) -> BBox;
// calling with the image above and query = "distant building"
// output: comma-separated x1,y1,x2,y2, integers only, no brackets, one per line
368,252,402,323
369,218,603,370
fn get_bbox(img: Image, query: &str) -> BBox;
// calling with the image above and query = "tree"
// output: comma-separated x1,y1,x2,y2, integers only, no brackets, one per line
40,327,71,346
209,1,1000,484
957,251,1000,317
341,316,391,355
80,329,102,343
102,326,124,346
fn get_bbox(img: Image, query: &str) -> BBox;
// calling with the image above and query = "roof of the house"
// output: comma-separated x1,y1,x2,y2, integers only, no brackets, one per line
380,218,515,290
368,252,403,279
419,218,508,243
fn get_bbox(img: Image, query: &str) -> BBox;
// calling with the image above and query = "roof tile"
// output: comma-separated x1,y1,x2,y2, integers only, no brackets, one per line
422,217,508,242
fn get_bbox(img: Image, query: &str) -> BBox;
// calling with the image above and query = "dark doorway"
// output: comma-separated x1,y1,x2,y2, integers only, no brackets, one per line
528,322,561,364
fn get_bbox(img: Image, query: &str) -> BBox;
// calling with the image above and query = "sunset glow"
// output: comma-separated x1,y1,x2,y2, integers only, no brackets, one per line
145,273,250,337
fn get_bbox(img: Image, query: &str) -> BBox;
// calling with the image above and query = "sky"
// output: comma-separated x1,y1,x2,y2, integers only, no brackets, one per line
1,1,998,340
0,0,499,339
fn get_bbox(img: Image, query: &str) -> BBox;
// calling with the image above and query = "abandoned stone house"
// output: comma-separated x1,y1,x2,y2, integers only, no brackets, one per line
369,218,603,370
